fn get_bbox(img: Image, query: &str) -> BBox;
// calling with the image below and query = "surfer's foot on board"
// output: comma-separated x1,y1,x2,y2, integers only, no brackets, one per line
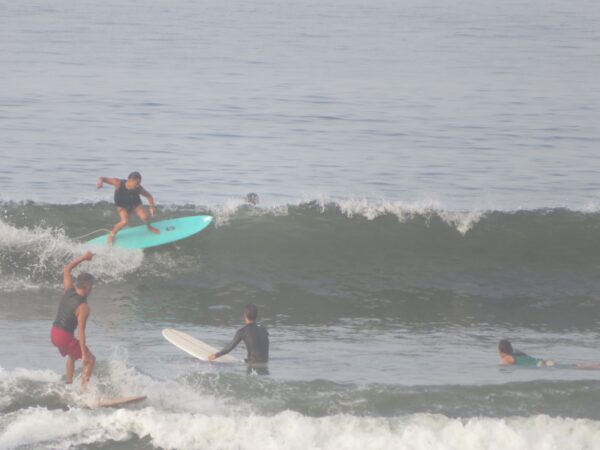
107,232,115,245
148,225,160,235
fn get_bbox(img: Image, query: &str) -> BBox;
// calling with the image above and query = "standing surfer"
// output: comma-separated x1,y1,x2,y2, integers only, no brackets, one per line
50,251,96,388
96,171,159,245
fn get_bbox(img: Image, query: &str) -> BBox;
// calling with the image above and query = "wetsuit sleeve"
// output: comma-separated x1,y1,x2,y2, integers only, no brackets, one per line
215,327,245,358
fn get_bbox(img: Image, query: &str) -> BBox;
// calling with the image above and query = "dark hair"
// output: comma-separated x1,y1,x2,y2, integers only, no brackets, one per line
245,192,259,205
498,339,513,355
76,272,95,290
128,171,142,181
244,303,258,321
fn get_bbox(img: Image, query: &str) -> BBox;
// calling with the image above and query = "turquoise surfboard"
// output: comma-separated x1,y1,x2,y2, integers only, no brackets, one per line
87,215,213,249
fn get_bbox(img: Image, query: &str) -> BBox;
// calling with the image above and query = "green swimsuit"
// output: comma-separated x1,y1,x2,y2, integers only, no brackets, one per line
514,354,544,367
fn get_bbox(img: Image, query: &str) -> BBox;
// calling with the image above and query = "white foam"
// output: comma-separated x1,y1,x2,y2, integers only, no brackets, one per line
208,198,289,227
1,410,599,450
336,197,485,235
0,219,143,290
0,367,61,384
0,366,63,411
194,196,485,234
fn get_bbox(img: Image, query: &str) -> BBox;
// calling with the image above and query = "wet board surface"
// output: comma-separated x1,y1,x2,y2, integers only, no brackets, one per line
97,395,147,408
88,215,213,249
162,328,238,363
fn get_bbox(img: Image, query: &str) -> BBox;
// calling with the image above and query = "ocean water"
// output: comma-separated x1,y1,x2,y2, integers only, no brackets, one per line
2,0,600,449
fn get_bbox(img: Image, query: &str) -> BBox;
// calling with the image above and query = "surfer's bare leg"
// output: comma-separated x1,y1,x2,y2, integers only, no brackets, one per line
135,205,160,234
81,349,96,388
108,208,130,244
66,355,75,384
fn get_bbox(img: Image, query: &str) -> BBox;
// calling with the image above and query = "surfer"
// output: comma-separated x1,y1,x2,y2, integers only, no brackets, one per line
498,339,600,369
209,304,269,365
96,171,160,245
498,339,555,367
50,251,96,388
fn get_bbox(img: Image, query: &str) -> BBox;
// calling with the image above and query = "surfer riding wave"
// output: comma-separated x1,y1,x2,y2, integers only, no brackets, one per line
97,171,160,245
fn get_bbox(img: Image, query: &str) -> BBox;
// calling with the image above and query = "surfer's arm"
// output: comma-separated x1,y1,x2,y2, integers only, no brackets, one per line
76,303,91,361
97,177,121,189
139,187,156,215
63,251,94,292
211,329,244,360
500,354,515,365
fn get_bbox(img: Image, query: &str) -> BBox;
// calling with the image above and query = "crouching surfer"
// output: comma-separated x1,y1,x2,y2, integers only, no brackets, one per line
96,171,159,245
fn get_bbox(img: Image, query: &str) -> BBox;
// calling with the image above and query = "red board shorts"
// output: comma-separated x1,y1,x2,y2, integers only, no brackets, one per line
51,326,82,360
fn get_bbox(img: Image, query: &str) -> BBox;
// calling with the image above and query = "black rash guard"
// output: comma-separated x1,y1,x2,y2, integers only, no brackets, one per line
114,179,142,212
53,288,87,334
215,322,269,363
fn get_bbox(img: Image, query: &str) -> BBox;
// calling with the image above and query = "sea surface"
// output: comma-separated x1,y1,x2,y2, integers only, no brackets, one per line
2,0,600,449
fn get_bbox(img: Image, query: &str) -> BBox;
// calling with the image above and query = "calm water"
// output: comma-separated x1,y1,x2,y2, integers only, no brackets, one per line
2,1,600,449
1,0,600,208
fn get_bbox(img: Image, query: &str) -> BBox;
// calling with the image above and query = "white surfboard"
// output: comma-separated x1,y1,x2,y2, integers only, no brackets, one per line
162,328,238,363
97,395,147,408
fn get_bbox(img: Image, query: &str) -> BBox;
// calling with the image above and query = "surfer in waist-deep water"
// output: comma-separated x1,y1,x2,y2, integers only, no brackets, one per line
50,251,96,388
498,339,600,369
209,304,269,373
96,171,159,245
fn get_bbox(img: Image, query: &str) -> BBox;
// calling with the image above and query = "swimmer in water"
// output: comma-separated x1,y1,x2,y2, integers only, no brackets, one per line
96,171,160,245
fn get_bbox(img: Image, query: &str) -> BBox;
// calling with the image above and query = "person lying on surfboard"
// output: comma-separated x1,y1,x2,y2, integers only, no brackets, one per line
499,339,600,369
96,171,160,245
498,339,556,367
50,251,96,389
209,303,269,365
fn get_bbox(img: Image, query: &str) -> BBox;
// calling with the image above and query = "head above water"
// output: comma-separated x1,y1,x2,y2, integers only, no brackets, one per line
498,339,514,355
244,303,258,322
75,272,95,296
245,192,259,205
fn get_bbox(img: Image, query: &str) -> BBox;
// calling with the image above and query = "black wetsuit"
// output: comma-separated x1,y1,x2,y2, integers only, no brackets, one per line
114,180,142,213
215,322,269,364
53,288,87,333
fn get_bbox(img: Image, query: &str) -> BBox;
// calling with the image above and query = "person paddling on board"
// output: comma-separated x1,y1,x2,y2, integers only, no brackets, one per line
498,339,600,369
209,304,269,367
498,339,556,367
50,251,96,388
96,171,160,245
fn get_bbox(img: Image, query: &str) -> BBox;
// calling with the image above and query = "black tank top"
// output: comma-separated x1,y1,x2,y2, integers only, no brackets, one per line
114,179,142,210
53,288,87,333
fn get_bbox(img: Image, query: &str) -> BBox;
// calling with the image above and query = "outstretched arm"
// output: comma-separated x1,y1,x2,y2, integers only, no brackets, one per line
97,177,121,189
64,251,94,292
209,329,244,361
140,187,156,216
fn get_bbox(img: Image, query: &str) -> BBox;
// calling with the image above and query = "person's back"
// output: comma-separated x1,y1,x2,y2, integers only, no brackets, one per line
240,322,269,364
53,288,87,333
513,351,542,367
